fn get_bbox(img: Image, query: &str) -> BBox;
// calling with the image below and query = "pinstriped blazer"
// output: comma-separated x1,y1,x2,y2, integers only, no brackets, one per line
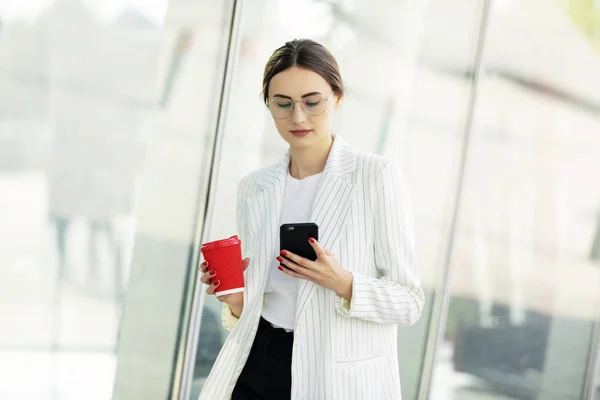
199,135,424,400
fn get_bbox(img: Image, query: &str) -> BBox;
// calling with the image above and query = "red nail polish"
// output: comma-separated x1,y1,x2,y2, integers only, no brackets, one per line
276,256,283,262
278,266,283,271
309,238,315,243
280,250,287,256
214,280,220,286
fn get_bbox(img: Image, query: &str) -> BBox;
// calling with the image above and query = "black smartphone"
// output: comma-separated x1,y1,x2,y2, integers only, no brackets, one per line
280,223,319,262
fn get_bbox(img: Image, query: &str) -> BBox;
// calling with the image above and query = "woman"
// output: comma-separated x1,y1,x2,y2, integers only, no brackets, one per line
198,39,424,400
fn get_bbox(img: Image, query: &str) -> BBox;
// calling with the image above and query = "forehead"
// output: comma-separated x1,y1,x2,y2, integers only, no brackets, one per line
269,66,332,97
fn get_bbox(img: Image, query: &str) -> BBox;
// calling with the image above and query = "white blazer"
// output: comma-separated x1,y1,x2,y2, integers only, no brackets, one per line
199,135,424,400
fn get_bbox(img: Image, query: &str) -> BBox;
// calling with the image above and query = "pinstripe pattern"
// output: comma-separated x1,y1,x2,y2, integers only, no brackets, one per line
199,136,424,400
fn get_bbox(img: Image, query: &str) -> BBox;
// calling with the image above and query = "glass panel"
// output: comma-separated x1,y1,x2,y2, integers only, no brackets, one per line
189,0,484,398
430,1,600,399
0,1,231,398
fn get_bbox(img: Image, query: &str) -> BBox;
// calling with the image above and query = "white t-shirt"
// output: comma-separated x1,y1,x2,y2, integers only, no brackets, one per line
261,171,322,331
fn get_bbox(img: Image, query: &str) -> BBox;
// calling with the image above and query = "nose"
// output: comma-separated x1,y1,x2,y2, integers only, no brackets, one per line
291,102,306,125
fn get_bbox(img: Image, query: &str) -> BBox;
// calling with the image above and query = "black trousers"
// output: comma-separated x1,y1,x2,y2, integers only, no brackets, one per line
232,317,294,400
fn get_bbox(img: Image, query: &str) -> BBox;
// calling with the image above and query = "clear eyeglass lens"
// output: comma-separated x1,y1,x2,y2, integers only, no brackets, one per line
271,99,293,117
302,95,325,115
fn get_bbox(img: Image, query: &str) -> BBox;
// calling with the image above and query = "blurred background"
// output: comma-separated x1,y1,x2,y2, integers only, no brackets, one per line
1,0,600,399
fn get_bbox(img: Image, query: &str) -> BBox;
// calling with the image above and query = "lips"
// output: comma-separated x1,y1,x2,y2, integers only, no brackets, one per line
290,129,312,137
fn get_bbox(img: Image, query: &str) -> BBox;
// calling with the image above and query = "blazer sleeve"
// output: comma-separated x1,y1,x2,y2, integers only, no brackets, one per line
220,179,250,330
334,160,425,325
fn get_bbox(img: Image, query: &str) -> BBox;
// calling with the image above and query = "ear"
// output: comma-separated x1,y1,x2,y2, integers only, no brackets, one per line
334,94,343,110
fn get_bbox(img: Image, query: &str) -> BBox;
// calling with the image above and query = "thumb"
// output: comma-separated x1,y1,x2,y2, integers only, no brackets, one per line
242,257,250,271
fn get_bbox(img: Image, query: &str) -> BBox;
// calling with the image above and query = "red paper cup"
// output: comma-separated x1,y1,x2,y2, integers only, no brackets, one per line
201,235,244,297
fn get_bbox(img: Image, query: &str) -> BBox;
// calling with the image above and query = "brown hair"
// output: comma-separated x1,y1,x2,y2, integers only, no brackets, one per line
262,39,344,104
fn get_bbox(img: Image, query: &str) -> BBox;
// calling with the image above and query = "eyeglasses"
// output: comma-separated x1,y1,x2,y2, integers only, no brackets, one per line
266,92,335,119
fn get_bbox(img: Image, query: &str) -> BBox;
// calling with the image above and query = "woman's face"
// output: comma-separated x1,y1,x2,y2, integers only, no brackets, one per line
267,66,341,150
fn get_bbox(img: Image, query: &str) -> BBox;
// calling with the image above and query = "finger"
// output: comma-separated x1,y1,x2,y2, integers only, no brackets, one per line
280,250,311,268
277,256,313,277
200,270,216,285
278,264,310,280
242,257,250,271
205,280,220,295
199,260,209,273
308,238,327,258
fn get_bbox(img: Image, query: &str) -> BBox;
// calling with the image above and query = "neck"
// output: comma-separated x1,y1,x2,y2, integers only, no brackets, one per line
289,134,334,180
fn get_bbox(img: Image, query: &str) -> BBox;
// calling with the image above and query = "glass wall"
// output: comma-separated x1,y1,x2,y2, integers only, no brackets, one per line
2,0,600,399
429,0,600,399
0,0,232,399
0,1,159,398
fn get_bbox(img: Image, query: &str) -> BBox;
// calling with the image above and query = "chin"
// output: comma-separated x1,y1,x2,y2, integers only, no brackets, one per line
290,141,313,151
281,132,309,143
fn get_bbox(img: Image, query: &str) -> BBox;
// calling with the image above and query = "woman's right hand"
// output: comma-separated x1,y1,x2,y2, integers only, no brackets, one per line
199,258,250,312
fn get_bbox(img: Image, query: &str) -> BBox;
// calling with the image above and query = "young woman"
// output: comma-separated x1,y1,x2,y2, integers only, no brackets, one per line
199,39,424,400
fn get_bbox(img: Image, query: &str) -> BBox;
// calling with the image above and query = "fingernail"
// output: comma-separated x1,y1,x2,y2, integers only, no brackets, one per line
276,256,283,262
210,270,216,276
214,280,220,286
309,238,315,243
202,261,208,266
280,250,287,256
278,266,283,271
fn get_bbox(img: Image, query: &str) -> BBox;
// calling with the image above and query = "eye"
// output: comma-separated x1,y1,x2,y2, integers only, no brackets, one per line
276,101,293,109
303,95,323,108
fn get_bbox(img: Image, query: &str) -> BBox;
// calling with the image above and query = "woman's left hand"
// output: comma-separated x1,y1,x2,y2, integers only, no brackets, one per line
277,238,353,300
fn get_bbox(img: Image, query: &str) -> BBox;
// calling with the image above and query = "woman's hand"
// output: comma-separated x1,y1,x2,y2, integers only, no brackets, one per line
277,238,353,301
199,257,250,317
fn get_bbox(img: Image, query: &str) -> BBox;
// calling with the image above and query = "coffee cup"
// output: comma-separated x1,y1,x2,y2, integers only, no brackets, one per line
200,235,244,297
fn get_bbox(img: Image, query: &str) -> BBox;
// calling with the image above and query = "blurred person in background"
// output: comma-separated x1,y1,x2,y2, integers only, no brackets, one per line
198,39,424,400
47,96,143,298
43,0,149,300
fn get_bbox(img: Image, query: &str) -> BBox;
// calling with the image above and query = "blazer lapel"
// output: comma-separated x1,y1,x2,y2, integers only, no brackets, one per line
295,136,357,322
243,150,289,303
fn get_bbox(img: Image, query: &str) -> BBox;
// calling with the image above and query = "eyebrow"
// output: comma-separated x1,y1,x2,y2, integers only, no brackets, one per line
272,91,322,100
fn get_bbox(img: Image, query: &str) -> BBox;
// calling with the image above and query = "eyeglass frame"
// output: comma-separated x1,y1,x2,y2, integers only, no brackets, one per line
265,91,336,119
